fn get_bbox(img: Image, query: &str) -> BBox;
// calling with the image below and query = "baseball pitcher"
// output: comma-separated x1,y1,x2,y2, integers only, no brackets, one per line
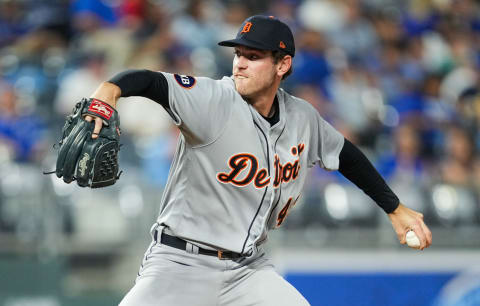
83,15,432,306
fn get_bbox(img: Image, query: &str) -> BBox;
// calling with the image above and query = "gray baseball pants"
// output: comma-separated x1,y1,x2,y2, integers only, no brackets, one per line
119,225,310,306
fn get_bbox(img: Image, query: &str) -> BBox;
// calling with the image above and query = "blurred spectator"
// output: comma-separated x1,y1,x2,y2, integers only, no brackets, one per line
439,125,476,187
401,0,438,37
170,0,222,50
0,0,31,47
0,83,47,162
119,0,148,29
69,0,133,74
297,0,345,33
473,157,480,191
421,74,456,156
439,66,478,105
376,122,429,212
216,2,251,75
400,36,426,83
288,29,331,95
127,3,174,70
268,0,297,22
127,0,169,41
54,53,108,115
292,84,332,119
328,64,382,139
457,87,480,149
328,0,379,64
373,41,407,103
376,123,425,184
422,74,455,127
137,125,179,187
70,0,119,31
22,0,70,40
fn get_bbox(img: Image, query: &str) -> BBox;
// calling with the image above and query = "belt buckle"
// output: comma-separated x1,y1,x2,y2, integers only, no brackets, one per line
217,250,228,260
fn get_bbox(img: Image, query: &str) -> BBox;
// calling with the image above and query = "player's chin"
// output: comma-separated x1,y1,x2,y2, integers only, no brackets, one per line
235,84,251,97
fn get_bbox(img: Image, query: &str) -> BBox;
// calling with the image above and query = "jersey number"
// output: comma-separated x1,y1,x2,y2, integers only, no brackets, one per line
276,195,300,228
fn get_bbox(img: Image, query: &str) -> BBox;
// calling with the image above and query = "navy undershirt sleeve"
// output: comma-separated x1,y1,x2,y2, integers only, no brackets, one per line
108,69,169,109
338,138,400,213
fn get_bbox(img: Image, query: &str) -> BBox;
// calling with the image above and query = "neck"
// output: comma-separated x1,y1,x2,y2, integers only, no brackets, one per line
247,80,280,117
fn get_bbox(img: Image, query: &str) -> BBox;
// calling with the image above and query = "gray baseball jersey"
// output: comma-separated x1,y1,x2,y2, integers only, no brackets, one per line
157,73,344,254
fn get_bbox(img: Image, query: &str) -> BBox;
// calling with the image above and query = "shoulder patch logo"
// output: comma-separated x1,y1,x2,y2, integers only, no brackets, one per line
174,74,196,89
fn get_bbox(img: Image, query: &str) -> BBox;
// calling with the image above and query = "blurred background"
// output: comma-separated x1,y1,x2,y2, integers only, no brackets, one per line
0,0,479,305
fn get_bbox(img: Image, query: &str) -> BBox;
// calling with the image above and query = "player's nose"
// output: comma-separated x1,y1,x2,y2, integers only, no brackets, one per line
234,55,248,69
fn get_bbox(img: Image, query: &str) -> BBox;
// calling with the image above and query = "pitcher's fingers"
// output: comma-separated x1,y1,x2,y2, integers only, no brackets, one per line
85,115,93,122
421,222,432,248
92,117,103,139
398,230,407,244
412,224,427,250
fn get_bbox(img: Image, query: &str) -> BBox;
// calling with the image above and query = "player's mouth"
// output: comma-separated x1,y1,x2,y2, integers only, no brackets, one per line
234,74,248,79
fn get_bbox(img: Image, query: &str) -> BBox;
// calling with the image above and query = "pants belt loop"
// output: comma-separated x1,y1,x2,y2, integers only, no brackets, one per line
151,222,164,243
185,242,199,255
149,222,159,235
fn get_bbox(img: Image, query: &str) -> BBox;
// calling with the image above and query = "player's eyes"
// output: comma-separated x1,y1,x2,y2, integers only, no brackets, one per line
233,51,260,60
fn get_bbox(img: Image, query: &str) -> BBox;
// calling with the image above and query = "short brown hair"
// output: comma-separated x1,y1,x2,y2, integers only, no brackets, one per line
272,50,293,80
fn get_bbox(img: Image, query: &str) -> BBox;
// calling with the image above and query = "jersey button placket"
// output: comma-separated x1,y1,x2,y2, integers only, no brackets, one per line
253,132,276,248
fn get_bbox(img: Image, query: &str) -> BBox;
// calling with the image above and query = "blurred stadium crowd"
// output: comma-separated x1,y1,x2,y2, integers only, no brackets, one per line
1,0,480,246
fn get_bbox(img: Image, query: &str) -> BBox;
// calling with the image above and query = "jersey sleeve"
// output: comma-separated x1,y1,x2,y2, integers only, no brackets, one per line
308,111,345,170
161,72,234,146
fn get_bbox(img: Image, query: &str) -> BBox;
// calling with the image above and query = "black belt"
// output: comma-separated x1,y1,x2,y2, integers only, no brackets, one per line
155,231,245,260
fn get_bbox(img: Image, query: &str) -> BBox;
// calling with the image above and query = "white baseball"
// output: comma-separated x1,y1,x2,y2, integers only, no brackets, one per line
406,230,421,248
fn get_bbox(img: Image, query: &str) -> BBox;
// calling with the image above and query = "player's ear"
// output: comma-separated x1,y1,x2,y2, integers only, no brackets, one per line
277,55,292,78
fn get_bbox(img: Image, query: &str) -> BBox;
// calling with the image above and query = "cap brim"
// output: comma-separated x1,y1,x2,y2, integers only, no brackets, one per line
218,37,275,51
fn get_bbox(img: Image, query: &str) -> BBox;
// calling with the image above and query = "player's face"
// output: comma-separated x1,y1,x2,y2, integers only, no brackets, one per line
232,46,278,101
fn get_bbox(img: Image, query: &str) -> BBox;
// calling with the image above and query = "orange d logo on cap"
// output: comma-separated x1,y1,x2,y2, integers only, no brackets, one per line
241,22,252,33
218,15,296,57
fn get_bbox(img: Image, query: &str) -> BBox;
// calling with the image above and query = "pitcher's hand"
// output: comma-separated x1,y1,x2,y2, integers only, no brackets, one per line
388,203,432,250
85,115,104,139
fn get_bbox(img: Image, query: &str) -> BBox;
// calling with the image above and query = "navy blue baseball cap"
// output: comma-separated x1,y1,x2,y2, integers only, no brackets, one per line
218,15,295,57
